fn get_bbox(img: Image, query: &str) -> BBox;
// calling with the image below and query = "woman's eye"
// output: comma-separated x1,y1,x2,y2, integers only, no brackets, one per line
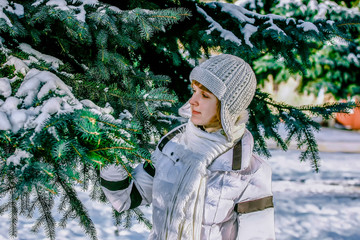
191,87,209,98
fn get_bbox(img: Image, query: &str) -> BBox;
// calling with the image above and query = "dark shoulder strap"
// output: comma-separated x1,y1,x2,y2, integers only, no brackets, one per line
232,139,242,170
158,125,185,151
235,196,274,214
143,125,185,177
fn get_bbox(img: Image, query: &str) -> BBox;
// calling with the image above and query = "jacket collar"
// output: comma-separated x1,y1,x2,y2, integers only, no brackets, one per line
208,129,254,172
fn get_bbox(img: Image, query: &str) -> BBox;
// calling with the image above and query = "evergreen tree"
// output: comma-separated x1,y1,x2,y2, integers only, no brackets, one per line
0,0,359,239
252,0,360,98
1,1,189,239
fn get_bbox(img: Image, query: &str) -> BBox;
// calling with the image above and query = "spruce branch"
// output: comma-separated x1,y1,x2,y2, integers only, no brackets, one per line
57,176,98,240
128,149,152,164
9,188,18,238
19,190,31,217
89,146,136,152
32,187,56,240
299,127,320,171
196,1,360,74
132,207,152,230
250,90,356,171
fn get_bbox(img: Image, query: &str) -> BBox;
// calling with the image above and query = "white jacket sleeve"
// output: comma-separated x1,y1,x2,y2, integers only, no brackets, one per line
100,163,154,212
235,156,275,240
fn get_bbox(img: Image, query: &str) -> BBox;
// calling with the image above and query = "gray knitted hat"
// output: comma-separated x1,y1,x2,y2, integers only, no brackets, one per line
188,54,257,142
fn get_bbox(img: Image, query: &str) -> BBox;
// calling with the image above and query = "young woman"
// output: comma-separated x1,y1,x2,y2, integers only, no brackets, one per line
100,54,275,240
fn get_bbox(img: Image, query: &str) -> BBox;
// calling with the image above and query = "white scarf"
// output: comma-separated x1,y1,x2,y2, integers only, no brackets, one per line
159,120,245,239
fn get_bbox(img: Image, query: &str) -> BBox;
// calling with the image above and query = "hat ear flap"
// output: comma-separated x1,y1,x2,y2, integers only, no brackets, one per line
234,110,249,126
178,100,191,118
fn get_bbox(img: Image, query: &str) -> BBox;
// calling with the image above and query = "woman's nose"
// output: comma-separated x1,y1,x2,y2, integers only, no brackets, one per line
189,93,199,106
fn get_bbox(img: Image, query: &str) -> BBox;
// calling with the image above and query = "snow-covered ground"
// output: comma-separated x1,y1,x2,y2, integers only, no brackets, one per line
1,129,360,240
271,149,360,240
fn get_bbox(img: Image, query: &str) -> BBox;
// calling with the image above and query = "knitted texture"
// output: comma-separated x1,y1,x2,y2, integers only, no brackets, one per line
189,54,257,142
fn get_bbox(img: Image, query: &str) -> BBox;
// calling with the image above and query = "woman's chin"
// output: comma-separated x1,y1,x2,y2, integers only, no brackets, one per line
190,117,202,126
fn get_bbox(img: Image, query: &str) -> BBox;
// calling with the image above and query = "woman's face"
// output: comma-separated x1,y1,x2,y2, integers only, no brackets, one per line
189,83,221,132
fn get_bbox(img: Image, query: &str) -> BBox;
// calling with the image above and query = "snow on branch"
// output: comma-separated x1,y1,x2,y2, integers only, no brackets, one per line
32,0,99,22
297,20,319,33
241,23,258,48
209,1,256,24
19,43,63,69
238,0,360,19
196,5,242,46
263,17,286,35
275,0,360,19
0,55,113,134
199,2,337,48
0,0,24,27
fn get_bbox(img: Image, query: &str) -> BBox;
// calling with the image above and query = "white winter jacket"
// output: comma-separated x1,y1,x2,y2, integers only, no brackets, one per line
101,122,275,240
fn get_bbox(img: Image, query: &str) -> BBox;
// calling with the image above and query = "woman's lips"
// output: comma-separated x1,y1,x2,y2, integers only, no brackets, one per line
192,110,201,115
